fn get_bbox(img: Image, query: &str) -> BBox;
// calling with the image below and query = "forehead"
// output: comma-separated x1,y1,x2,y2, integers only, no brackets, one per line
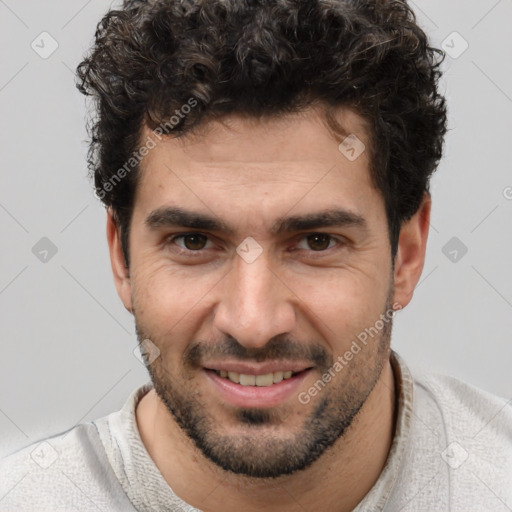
133,107,383,232
141,107,369,169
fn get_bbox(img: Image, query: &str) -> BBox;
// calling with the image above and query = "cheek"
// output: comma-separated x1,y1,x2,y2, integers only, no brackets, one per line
288,266,390,347
131,262,223,343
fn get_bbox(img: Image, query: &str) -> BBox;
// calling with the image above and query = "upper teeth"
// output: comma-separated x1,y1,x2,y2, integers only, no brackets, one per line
217,370,294,386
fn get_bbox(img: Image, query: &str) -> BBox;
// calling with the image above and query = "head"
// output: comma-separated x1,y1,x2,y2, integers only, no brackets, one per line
77,0,446,478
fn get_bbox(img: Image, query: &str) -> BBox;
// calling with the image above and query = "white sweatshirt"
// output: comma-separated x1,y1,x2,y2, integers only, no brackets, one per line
1,352,511,511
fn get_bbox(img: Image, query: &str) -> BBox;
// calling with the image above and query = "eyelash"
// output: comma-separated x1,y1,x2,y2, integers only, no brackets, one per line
167,232,345,256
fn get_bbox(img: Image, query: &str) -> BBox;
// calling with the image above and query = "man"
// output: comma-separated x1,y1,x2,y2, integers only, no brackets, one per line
1,0,511,510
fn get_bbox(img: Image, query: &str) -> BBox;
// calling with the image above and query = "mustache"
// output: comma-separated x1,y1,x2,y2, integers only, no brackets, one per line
183,335,333,369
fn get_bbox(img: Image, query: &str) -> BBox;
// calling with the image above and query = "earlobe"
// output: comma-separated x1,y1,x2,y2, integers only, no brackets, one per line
392,193,431,309
106,210,133,313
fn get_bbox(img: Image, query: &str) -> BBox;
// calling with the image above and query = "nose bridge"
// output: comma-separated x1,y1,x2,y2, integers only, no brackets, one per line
235,256,276,319
214,252,295,348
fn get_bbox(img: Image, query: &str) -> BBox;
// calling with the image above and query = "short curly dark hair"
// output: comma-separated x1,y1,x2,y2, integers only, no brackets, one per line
76,0,447,266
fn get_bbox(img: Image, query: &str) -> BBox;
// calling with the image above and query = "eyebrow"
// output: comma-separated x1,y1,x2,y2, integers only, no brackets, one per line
145,207,367,234
145,207,233,233
271,209,367,234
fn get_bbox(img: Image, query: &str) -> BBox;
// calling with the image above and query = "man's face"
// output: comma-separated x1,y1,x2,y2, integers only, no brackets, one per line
123,108,397,478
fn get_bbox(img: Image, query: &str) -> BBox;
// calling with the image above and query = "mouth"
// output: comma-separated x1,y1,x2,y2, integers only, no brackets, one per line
203,365,313,408
210,369,307,387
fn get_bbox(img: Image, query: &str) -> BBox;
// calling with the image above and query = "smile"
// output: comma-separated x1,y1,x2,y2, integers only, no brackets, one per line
204,366,313,408
213,370,301,387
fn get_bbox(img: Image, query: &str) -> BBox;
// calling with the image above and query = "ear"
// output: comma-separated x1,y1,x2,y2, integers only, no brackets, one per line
106,209,133,313
392,192,431,309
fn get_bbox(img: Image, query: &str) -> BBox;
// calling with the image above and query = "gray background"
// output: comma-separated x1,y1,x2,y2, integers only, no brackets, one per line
1,0,511,458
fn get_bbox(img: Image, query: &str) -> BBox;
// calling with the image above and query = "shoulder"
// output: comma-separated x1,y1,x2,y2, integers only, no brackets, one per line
412,370,512,501
415,371,512,439
0,416,136,511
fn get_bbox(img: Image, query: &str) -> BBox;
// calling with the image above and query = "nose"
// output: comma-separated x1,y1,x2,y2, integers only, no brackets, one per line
213,252,296,349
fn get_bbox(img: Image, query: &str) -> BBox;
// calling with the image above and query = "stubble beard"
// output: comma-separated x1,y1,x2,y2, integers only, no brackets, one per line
134,293,394,479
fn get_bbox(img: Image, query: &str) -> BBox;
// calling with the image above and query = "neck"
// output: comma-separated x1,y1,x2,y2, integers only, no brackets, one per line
136,359,396,512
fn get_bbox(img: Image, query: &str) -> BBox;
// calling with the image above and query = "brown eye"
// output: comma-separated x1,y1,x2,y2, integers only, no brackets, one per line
178,233,209,250
306,233,332,251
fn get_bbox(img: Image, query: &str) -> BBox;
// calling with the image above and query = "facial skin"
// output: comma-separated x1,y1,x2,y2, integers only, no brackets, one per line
107,106,430,511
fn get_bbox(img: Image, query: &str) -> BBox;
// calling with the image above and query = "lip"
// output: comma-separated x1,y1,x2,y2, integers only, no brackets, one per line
204,368,312,408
